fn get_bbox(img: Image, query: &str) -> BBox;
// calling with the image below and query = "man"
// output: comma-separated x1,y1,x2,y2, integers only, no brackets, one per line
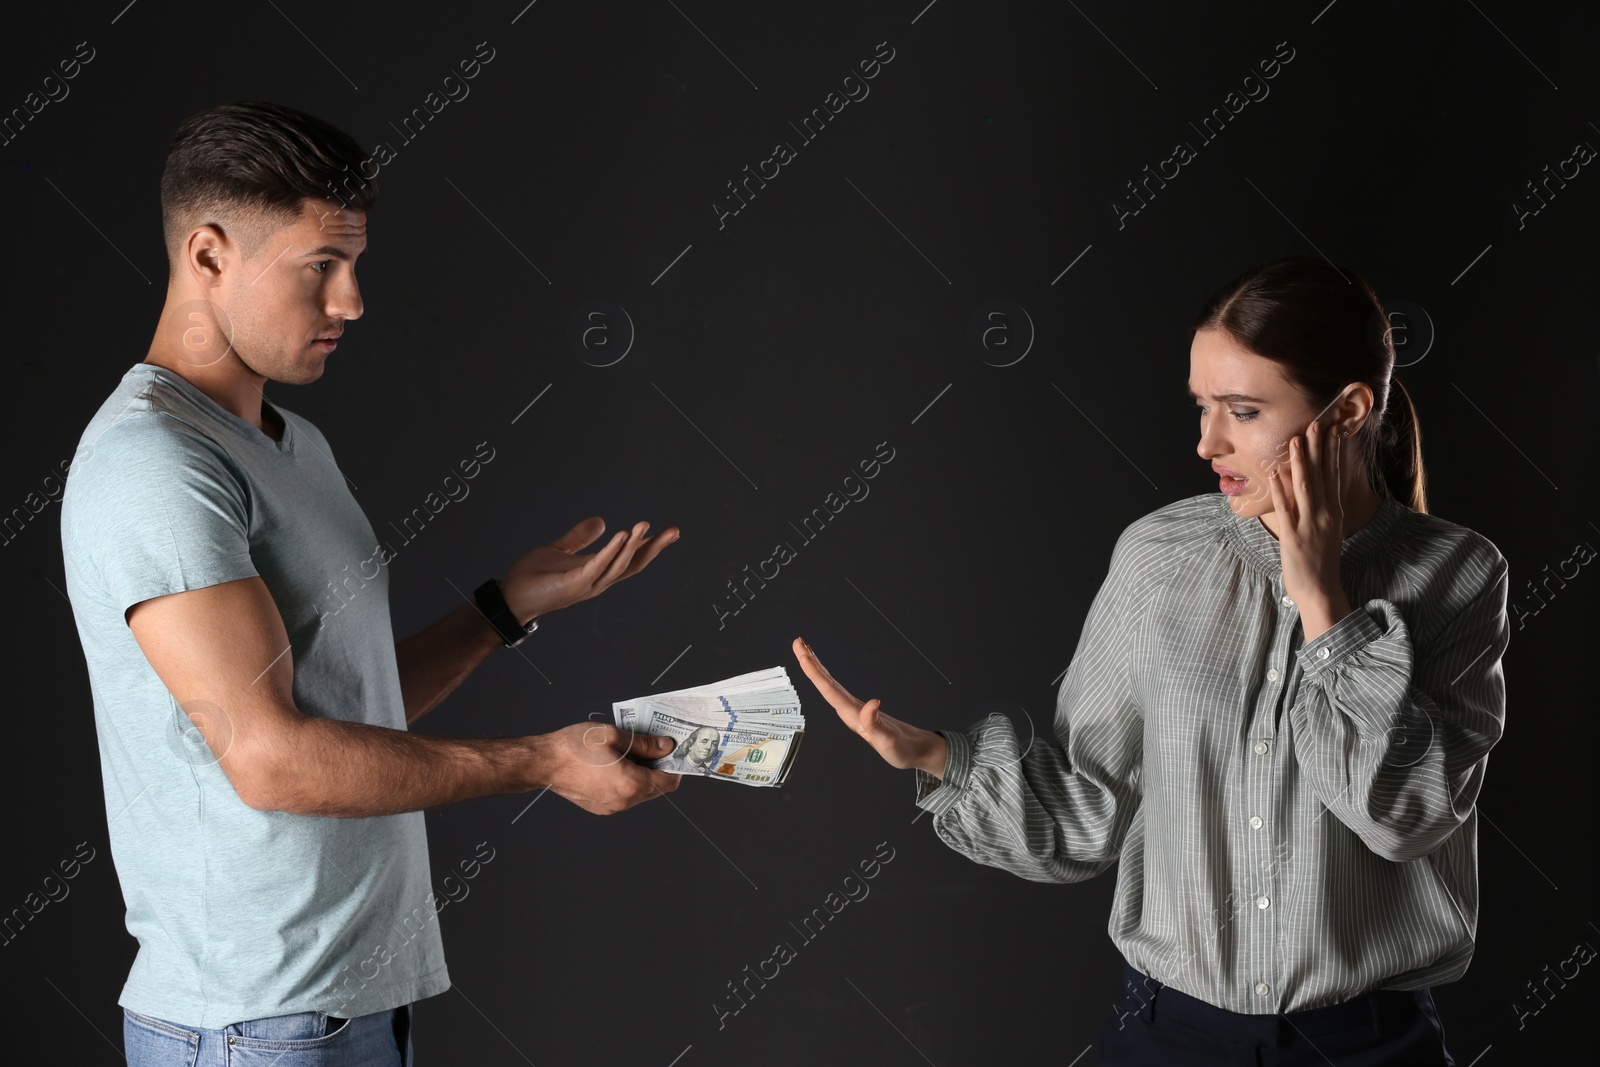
59,100,680,1066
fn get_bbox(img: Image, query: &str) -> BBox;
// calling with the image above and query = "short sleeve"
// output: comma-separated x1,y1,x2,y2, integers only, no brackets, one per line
70,415,259,623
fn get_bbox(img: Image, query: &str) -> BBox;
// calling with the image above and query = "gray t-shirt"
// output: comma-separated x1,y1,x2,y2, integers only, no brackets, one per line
60,362,449,1028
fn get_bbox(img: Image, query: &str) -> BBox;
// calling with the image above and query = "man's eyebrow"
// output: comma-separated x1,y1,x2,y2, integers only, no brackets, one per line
301,244,364,260
1185,384,1267,403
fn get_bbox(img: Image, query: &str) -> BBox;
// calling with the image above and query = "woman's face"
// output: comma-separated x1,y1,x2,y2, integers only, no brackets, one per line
1189,328,1331,520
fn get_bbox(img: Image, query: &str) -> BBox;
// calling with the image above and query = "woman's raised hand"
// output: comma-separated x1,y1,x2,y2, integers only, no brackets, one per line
791,637,949,780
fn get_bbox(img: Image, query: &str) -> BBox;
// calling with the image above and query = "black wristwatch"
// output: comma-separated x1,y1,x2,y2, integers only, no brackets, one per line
473,578,538,647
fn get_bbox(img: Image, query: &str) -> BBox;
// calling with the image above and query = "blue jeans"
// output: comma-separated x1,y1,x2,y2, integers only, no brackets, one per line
124,1003,412,1066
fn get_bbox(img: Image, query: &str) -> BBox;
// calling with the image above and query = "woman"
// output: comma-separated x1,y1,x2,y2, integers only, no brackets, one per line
793,255,1509,1065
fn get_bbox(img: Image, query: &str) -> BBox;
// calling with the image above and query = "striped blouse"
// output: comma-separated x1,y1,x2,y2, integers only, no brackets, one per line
914,490,1511,1014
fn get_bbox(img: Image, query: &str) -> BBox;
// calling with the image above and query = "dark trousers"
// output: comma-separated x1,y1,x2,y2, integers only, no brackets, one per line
1099,961,1456,1066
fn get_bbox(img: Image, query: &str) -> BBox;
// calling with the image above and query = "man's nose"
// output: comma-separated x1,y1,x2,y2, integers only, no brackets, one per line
330,277,363,322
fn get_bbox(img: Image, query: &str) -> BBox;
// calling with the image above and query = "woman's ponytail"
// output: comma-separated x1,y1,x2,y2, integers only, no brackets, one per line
1376,374,1426,514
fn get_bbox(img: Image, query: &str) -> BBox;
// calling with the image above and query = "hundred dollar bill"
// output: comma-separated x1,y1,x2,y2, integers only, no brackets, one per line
612,668,801,729
626,699,803,787
612,666,807,787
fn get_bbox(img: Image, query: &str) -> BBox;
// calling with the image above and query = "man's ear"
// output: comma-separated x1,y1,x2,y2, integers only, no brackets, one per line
183,224,230,286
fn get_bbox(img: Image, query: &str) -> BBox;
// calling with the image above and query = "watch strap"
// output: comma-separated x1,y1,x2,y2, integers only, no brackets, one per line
473,578,537,647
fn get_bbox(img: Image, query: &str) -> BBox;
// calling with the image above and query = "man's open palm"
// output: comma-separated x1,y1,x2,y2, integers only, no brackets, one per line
502,517,679,621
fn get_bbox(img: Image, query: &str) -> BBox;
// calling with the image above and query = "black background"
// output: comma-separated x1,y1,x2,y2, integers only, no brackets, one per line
2,1,1596,1064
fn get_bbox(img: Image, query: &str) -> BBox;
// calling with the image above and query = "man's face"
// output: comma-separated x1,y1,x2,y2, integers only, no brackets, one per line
214,198,366,386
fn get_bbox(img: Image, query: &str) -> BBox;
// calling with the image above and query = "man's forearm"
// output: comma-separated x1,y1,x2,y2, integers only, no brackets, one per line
395,599,504,724
245,717,551,817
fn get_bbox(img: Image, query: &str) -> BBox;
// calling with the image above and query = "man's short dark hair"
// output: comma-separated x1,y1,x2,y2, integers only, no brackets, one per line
160,100,376,274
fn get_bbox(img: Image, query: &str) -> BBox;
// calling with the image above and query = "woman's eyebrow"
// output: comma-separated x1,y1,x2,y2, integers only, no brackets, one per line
1186,384,1268,403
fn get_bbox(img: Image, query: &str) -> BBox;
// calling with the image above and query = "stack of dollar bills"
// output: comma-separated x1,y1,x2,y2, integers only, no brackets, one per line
613,666,805,787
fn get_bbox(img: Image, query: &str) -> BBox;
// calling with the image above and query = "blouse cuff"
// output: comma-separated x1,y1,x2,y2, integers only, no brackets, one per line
913,729,972,817
1296,601,1386,680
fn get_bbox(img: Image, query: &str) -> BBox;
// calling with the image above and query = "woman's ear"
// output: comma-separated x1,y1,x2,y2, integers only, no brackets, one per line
1334,382,1375,434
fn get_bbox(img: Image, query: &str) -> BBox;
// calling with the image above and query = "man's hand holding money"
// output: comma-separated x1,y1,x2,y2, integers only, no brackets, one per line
534,722,682,815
